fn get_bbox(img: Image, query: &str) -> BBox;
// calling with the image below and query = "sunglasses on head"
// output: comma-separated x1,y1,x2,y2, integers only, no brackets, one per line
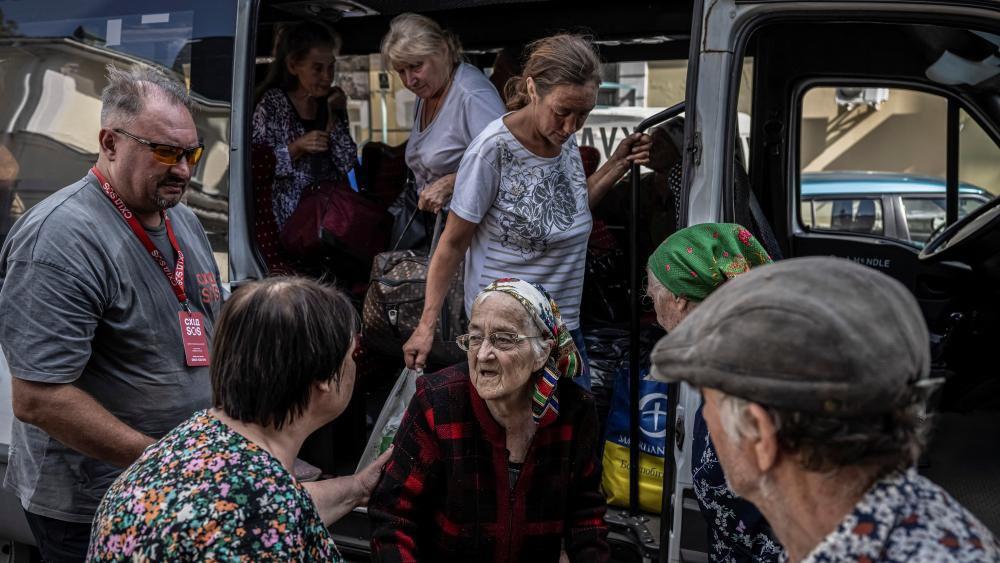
114,128,205,166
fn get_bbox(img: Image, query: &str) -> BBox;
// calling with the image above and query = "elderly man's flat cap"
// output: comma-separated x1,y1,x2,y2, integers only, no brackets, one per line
650,256,931,415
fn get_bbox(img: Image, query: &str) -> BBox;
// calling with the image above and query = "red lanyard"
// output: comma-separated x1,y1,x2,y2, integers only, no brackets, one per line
91,167,189,309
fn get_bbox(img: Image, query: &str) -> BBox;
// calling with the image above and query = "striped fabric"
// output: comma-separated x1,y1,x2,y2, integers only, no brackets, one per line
369,364,609,562
532,366,560,425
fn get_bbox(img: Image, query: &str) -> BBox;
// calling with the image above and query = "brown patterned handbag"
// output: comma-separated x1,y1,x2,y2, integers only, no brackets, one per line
362,213,466,367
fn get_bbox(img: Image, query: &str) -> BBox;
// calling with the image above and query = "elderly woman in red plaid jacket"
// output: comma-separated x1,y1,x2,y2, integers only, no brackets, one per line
369,278,609,562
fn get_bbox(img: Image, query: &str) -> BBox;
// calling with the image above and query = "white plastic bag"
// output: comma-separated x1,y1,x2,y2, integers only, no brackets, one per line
356,368,418,473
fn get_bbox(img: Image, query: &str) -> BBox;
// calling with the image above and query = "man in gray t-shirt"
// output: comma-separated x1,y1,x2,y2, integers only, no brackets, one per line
0,66,222,561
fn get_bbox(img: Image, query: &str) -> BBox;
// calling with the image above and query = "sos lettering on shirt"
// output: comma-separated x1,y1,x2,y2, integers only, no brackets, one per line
196,272,222,305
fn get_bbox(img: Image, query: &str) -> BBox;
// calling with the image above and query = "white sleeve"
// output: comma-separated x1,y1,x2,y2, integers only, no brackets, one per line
449,150,500,225
461,89,506,142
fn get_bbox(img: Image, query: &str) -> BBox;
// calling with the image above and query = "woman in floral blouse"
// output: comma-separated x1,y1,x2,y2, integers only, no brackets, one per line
646,224,781,562
252,21,357,231
88,277,390,561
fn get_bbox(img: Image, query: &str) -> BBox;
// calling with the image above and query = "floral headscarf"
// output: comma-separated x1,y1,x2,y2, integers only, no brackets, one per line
476,278,581,425
647,223,773,301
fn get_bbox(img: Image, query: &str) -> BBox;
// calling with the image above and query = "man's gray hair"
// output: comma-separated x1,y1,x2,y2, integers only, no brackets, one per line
716,391,929,474
100,65,194,127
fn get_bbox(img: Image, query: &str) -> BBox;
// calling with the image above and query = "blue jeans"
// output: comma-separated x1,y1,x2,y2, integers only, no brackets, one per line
569,328,591,391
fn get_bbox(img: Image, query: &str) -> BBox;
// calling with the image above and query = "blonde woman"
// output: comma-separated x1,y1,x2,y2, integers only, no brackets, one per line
381,13,505,214
403,34,651,389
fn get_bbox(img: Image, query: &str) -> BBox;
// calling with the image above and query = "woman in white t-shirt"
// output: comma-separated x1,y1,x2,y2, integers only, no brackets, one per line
403,34,651,388
380,13,505,214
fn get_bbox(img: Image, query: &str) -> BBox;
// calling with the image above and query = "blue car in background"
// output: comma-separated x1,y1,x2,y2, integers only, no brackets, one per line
800,171,994,246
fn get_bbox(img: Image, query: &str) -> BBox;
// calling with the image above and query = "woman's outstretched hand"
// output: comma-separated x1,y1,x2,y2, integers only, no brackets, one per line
355,446,394,506
403,323,435,371
302,446,394,526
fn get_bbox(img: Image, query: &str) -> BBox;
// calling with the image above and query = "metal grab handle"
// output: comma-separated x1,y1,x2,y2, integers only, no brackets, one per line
624,103,685,562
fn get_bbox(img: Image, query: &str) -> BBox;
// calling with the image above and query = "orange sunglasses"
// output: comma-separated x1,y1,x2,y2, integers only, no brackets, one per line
114,128,205,166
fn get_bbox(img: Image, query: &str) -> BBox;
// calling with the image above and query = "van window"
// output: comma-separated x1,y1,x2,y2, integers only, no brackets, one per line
802,197,884,235
0,1,236,280
900,196,989,244
796,86,999,246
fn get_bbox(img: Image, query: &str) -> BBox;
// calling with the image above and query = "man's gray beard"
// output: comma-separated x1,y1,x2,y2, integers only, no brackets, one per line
155,196,180,210
154,186,185,210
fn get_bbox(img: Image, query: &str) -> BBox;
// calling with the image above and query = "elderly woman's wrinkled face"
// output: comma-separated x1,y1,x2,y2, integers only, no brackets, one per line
394,52,451,99
288,47,335,98
530,81,597,148
467,293,550,403
647,274,695,332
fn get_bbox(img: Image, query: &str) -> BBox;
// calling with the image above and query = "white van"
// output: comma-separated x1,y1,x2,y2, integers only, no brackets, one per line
2,1,999,561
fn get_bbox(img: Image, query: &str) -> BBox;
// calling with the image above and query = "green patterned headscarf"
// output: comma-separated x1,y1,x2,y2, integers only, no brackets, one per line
647,223,773,302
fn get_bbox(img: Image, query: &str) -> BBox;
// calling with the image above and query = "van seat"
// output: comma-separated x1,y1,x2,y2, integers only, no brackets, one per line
360,141,407,208
251,144,299,276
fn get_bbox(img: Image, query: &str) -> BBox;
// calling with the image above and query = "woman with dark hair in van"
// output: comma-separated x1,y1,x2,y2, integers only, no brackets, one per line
252,21,357,232
87,277,391,561
380,12,505,216
402,34,652,389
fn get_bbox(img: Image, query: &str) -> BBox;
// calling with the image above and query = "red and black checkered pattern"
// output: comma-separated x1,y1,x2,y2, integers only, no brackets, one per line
369,364,609,562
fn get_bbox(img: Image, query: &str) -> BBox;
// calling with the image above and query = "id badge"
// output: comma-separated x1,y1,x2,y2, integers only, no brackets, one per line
178,311,210,367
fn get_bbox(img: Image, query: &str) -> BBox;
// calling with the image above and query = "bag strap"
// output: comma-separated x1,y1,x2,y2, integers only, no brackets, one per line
390,205,446,254
390,206,421,251
428,211,451,340
428,212,445,256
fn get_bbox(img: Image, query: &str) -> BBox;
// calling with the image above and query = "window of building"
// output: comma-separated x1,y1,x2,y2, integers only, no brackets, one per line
797,86,999,246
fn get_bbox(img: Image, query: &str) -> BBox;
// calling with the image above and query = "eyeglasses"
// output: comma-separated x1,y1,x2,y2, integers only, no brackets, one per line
114,128,205,166
455,332,544,352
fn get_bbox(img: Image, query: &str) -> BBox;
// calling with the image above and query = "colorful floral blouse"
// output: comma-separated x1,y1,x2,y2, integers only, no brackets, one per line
796,467,999,562
87,410,343,562
251,88,357,229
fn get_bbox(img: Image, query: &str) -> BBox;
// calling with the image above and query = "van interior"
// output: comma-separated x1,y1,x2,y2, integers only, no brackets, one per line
249,2,701,559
